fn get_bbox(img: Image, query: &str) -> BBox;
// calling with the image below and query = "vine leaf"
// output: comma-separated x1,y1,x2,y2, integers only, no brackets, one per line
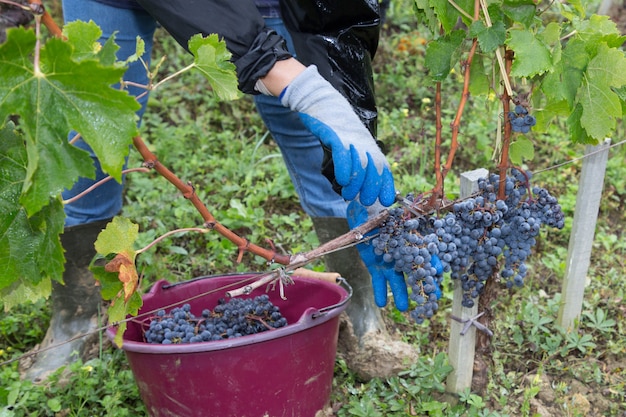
94,216,139,293
469,54,490,96
506,29,552,77
0,123,65,307
509,136,535,165
0,26,140,216
413,0,439,34
578,43,626,141
104,253,139,302
431,0,472,33
93,216,142,345
425,30,465,81
502,1,536,29
188,33,239,101
575,14,626,53
470,20,506,53
62,20,120,65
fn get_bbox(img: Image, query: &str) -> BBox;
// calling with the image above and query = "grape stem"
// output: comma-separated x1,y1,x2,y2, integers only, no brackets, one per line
135,227,211,255
27,0,63,38
227,209,389,297
510,164,533,200
61,167,151,205
132,135,291,265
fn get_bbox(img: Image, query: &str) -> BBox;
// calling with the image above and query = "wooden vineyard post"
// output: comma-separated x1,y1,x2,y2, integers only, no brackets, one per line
557,139,612,331
446,168,488,393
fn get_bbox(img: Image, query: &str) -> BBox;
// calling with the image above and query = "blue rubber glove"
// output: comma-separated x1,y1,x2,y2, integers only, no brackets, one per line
346,200,409,311
280,66,396,207
430,254,443,299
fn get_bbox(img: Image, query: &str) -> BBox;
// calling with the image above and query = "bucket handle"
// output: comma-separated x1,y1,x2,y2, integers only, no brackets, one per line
156,273,352,319
311,277,353,319
160,272,258,290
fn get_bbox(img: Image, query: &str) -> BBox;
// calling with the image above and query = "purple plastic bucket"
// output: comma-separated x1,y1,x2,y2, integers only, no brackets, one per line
107,273,351,417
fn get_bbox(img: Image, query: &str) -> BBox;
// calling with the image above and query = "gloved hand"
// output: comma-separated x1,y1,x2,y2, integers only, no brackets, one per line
346,200,409,311
280,65,395,207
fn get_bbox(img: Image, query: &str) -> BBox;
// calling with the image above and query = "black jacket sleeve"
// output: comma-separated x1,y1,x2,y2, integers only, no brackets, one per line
280,0,380,136
280,0,382,195
135,0,292,94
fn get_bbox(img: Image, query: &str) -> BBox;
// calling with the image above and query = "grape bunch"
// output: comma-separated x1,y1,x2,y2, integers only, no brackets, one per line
373,169,564,321
143,295,288,344
445,169,563,307
508,105,536,133
371,207,445,324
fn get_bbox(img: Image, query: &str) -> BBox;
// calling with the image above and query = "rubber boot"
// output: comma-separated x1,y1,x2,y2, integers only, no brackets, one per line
21,219,110,383
312,217,418,381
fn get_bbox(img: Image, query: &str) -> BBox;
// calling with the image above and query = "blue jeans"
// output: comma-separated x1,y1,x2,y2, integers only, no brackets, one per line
62,0,157,226
254,19,347,218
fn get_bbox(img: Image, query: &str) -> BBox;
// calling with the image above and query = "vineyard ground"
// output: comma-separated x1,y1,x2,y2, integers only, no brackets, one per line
1,1,625,416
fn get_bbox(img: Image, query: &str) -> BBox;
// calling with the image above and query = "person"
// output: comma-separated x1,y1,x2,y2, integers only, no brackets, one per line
22,0,416,382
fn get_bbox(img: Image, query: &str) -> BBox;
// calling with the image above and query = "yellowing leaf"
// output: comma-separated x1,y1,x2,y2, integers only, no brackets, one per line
108,291,143,347
0,277,52,311
104,252,139,302
95,216,139,256
94,217,139,302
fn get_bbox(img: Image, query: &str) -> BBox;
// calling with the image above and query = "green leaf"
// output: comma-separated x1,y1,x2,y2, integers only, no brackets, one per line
413,0,439,34
432,0,471,33
578,43,626,140
46,398,62,413
99,277,142,347
470,20,506,53
539,22,563,67
62,20,119,65
0,123,65,301
585,43,626,87
560,39,590,106
420,400,447,412
188,34,239,101
509,136,535,165
425,30,466,81
506,29,552,77
502,0,536,28
124,37,146,65
562,0,585,18
574,14,626,54
534,100,570,132
567,103,596,144
469,54,490,96
583,308,616,333
0,28,139,215
91,265,124,301
539,22,563,46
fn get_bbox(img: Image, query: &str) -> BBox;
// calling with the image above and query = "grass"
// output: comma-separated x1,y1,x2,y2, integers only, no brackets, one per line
1,1,625,416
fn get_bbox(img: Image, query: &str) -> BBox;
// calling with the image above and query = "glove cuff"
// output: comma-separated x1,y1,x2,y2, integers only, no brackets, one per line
254,79,273,96
280,65,350,112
